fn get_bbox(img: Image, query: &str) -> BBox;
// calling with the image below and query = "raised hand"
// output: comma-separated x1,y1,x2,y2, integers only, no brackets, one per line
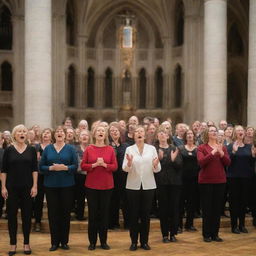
217,144,224,157
126,154,133,167
152,157,159,169
158,149,164,160
171,147,179,162
232,141,239,153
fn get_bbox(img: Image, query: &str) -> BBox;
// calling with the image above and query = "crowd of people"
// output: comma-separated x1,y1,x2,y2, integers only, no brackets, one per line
1,115,256,254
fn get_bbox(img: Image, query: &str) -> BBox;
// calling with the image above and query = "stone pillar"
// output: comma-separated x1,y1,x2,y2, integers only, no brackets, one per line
24,0,52,128
203,0,227,123
12,15,25,125
183,0,201,123
248,0,256,126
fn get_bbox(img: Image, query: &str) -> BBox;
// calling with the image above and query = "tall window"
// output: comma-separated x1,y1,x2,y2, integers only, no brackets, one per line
0,5,12,49
105,68,113,108
174,65,182,108
67,65,75,107
1,61,12,91
174,0,184,46
139,68,146,108
66,0,76,46
155,67,163,108
228,23,243,56
87,67,95,107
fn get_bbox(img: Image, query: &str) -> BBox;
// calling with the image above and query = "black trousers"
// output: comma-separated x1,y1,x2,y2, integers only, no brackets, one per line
7,187,33,245
158,185,181,237
86,188,112,245
109,186,129,228
179,177,197,229
200,183,225,238
228,177,252,228
45,186,74,246
126,188,155,244
74,173,86,219
32,174,44,223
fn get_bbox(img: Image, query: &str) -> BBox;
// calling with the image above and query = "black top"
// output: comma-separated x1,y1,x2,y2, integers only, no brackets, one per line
154,145,183,186
2,145,38,188
179,145,200,178
111,142,128,189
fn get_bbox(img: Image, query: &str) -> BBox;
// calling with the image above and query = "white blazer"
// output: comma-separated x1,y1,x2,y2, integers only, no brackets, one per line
122,143,161,190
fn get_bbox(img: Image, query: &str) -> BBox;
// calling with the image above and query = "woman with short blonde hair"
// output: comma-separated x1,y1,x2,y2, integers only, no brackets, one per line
1,124,38,255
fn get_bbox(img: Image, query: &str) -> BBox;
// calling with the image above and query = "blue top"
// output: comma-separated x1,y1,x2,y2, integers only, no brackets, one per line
172,136,184,147
227,143,255,178
39,144,78,187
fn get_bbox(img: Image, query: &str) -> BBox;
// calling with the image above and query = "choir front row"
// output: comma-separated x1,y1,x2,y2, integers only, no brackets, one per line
1,122,255,255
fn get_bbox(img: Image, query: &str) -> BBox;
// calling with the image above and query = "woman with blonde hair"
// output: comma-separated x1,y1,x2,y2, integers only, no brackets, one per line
197,125,230,242
81,124,117,250
1,124,38,255
123,126,161,251
227,125,256,234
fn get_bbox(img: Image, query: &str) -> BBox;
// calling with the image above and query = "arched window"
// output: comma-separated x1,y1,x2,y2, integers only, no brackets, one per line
87,67,95,107
67,65,76,107
174,65,182,108
0,5,12,49
105,68,113,108
228,23,244,56
1,61,12,91
174,0,184,46
66,0,76,46
155,67,163,108
139,68,146,108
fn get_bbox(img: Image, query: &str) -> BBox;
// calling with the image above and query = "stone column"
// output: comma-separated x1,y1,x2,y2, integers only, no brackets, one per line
12,15,25,125
248,0,256,126
24,0,52,128
203,0,227,123
183,0,201,123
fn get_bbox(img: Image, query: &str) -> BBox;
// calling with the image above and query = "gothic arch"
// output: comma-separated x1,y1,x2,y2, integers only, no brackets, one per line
1,61,12,91
86,2,164,48
66,0,77,46
173,0,184,46
174,64,183,108
67,65,76,107
0,4,12,49
105,67,113,108
155,67,163,108
138,68,146,109
87,67,95,108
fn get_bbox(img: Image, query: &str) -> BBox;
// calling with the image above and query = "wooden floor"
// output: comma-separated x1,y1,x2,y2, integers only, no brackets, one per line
1,225,256,256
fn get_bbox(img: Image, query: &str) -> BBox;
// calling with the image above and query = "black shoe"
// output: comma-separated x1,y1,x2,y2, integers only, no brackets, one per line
170,235,177,242
162,237,170,243
203,237,212,242
253,218,256,227
232,227,240,234
61,244,70,250
239,226,248,233
129,243,137,251
49,245,58,251
76,216,86,221
101,243,110,250
88,244,96,250
8,251,16,256
141,243,151,250
24,250,32,255
177,227,183,234
185,226,197,232
212,236,223,242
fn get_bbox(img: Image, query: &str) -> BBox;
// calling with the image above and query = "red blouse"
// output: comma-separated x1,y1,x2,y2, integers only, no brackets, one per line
197,144,230,184
81,145,117,190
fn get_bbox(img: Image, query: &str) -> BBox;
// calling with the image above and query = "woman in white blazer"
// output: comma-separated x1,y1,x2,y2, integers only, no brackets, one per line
123,126,161,251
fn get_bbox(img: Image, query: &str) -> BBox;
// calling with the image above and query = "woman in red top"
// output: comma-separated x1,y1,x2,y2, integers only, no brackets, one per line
81,125,117,250
197,125,230,242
